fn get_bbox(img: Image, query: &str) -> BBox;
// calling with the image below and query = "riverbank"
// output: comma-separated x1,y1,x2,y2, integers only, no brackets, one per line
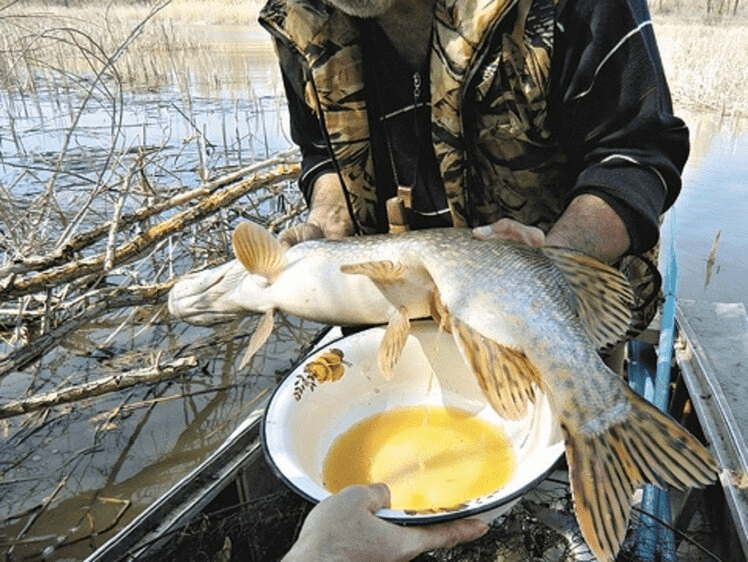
1,1,747,116
654,14,748,116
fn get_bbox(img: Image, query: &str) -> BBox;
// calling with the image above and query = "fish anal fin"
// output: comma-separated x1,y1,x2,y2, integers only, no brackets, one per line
378,307,410,380
239,309,275,369
542,246,634,352
232,221,287,282
340,260,405,284
561,385,720,562
452,319,537,420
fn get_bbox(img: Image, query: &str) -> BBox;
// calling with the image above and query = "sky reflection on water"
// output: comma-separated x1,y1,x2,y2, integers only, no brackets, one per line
666,110,748,310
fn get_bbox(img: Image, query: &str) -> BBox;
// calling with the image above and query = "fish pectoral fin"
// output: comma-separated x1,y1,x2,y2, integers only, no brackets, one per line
232,221,287,282
562,385,719,562
452,318,537,420
340,260,406,284
428,288,452,333
378,307,410,380
542,247,634,352
239,309,275,369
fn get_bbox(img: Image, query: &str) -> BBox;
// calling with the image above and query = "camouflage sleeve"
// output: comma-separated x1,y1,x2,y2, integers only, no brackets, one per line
275,39,336,204
550,0,688,254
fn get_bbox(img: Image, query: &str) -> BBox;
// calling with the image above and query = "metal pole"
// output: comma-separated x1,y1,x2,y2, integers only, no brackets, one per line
630,209,678,560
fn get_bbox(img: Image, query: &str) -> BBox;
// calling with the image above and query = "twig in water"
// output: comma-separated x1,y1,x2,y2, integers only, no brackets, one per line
704,228,722,291
0,160,300,299
0,356,198,419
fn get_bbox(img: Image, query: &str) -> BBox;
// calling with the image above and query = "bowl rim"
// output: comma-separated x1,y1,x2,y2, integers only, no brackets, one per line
261,322,565,524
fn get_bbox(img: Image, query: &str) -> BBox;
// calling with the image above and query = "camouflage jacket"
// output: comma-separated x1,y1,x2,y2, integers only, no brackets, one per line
260,0,688,328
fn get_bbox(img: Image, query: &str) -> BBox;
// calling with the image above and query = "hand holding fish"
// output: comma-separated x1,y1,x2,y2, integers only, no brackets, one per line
474,194,631,264
282,483,488,562
169,223,719,562
278,222,324,247
279,173,354,247
472,218,546,247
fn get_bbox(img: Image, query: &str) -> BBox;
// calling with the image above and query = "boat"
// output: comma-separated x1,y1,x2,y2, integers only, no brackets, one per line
85,210,748,561
83,294,748,562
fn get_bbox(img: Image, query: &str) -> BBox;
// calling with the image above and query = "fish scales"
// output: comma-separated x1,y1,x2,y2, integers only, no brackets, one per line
169,223,719,562
414,232,630,428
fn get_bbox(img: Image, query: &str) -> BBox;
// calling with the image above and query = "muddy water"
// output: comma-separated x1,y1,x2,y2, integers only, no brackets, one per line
0,25,746,561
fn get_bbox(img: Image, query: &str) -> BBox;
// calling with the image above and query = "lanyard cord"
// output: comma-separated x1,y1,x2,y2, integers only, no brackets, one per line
373,69,425,192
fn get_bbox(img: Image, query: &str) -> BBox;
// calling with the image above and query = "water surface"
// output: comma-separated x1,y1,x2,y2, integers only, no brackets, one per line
666,110,748,309
0,25,746,561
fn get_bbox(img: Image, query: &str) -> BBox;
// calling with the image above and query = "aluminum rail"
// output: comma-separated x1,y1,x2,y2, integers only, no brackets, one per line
675,300,748,559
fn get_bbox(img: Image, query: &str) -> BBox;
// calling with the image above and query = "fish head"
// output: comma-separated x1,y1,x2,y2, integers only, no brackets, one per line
168,259,271,324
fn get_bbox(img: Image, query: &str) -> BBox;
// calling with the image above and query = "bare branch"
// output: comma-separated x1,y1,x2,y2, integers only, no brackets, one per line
0,356,198,420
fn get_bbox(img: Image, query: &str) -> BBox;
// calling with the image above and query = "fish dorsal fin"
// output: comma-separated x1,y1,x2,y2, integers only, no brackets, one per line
340,260,405,283
232,221,287,282
378,307,411,380
562,384,719,561
542,247,634,352
452,318,538,420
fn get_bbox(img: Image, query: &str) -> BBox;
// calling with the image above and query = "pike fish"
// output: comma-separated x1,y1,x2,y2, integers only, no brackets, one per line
168,222,719,561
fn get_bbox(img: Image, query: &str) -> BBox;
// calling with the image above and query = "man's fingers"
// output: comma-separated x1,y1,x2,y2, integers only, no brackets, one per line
278,223,324,247
473,219,545,247
406,518,489,556
335,483,391,512
364,482,392,512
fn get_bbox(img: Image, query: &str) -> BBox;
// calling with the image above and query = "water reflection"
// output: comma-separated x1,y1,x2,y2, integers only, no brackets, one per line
664,109,748,309
0,32,313,558
0,309,326,560
1,20,747,560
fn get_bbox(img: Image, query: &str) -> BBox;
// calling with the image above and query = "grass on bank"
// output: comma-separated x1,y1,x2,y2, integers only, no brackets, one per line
1,0,747,115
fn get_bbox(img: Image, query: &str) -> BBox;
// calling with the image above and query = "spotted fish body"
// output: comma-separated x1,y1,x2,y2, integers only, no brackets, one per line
169,223,719,561
168,229,435,327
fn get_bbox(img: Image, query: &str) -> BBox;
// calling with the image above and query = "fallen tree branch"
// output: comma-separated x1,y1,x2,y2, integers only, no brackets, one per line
0,151,301,280
0,356,198,419
0,161,301,299
0,281,175,377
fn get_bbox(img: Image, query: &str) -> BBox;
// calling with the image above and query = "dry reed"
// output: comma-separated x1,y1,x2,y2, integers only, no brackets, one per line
0,3,314,558
654,15,748,116
0,1,743,559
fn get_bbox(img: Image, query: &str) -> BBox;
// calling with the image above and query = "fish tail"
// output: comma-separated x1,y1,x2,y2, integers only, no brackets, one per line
563,385,719,562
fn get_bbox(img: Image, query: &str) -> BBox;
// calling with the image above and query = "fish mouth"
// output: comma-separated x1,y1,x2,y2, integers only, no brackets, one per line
168,260,246,325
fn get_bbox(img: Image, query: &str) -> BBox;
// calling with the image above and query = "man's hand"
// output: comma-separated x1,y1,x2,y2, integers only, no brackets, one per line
282,484,489,562
472,218,546,247
279,173,354,247
278,222,325,247
472,194,631,263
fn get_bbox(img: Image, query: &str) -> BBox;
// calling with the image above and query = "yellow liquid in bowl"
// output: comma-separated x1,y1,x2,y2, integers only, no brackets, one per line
322,405,515,511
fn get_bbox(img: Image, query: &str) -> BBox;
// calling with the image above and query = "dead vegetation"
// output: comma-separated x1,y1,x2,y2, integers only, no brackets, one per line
0,0,744,559
0,2,324,558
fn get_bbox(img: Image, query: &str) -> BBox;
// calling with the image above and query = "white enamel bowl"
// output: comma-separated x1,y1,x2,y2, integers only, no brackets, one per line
262,319,565,524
